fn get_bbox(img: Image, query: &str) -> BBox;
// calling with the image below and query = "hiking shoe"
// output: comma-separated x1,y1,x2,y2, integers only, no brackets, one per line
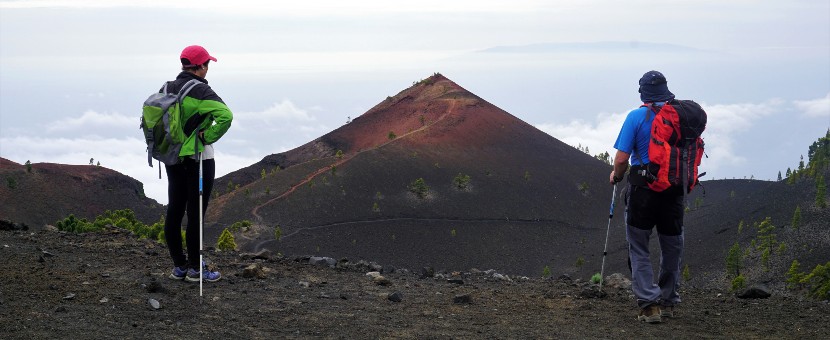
661,305,675,318
186,265,221,283
169,266,188,280
638,305,662,324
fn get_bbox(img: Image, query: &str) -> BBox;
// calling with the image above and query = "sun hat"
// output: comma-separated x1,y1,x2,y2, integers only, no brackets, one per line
638,70,675,103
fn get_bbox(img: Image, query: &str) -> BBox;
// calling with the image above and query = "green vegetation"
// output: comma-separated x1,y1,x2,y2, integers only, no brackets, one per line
335,149,344,159
591,273,601,284
229,220,252,233
372,202,380,212
25,160,32,173
787,260,830,300
274,225,282,241
575,257,584,267
261,169,266,179
542,266,551,278
578,181,589,194
388,131,396,140
791,206,801,230
725,242,742,277
523,170,531,181
731,274,746,291
453,173,471,190
330,165,337,175
215,228,237,251
409,178,429,198
226,180,235,194
682,264,691,281
594,151,612,165
6,177,16,189
693,197,703,210
55,209,164,242
450,229,457,237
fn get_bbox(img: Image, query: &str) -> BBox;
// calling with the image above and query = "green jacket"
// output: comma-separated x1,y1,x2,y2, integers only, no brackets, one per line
164,71,233,157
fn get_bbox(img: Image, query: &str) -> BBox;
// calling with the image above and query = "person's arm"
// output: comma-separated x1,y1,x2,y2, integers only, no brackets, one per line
609,150,630,185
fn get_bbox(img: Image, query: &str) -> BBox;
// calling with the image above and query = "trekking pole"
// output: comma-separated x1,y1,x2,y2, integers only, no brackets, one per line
198,134,204,302
598,183,618,293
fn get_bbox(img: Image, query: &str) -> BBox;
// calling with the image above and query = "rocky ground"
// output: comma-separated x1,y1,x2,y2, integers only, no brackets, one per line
1,227,828,339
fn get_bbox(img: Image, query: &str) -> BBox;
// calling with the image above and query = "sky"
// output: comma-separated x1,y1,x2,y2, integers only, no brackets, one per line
1,0,828,204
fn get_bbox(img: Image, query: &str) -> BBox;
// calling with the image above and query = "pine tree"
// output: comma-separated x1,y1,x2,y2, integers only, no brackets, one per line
777,171,782,181
816,174,827,208
791,206,802,229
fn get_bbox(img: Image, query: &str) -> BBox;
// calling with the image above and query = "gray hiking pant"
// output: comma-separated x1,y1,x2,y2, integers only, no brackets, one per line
624,184,684,308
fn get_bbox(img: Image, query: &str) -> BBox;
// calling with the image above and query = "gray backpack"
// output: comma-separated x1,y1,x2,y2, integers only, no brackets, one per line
140,79,201,177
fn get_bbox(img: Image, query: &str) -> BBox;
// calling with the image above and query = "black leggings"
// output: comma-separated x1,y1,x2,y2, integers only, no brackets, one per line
164,158,215,269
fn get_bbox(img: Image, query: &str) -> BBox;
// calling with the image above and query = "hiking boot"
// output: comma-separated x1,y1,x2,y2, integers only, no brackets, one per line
186,264,221,283
169,266,188,280
661,305,675,318
637,305,662,324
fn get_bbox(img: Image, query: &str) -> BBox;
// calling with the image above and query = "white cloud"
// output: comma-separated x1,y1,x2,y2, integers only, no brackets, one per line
46,110,134,133
535,100,785,175
794,93,830,118
700,100,781,171
535,110,629,157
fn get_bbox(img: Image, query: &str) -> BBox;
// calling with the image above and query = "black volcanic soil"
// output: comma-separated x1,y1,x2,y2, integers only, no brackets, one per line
2,227,827,339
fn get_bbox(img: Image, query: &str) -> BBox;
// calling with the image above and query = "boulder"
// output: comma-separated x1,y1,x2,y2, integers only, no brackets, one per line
736,284,772,299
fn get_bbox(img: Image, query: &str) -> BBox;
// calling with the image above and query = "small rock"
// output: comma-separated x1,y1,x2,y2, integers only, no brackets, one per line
736,284,772,299
318,293,331,299
251,249,272,260
420,267,435,279
41,250,55,257
299,281,310,288
603,273,632,290
99,297,109,303
368,262,383,272
148,298,160,310
388,291,403,302
365,271,382,279
55,306,67,313
309,256,336,267
373,276,391,286
447,277,464,285
453,294,472,304
62,293,75,300
242,263,266,279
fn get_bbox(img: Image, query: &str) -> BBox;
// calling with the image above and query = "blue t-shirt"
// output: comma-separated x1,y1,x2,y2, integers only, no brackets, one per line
613,104,662,165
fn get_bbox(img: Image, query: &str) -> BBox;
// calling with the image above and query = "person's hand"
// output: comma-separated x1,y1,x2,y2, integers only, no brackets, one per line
609,171,620,185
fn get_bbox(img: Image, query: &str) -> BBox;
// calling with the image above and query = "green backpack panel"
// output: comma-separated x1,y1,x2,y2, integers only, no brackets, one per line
141,79,201,173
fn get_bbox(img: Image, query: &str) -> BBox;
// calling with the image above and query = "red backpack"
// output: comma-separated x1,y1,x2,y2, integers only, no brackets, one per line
635,99,707,193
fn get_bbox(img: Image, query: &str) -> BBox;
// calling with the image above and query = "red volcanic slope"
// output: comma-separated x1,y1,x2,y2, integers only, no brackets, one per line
0,158,164,228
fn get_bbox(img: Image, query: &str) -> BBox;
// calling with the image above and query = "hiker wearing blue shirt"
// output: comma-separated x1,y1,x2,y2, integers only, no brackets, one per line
610,71,684,324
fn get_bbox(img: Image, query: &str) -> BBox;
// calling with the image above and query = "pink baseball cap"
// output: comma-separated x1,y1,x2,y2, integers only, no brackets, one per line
180,45,217,67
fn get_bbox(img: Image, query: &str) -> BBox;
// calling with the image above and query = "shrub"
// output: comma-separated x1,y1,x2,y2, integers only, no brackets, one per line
6,177,16,189
591,273,601,284
229,220,252,233
216,228,237,251
542,266,551,278
25,160,32,173
388,131,396,140
578,181,589,194
791,206,801,230
786,260,803,289
575,257,584,267
799,261,830,299
335,150,344,159
261,169,266,179
274,225,282,241
725,242,742,277
682,264,691,281
450,229,457,237
409,178,429,198
731,274,746,291
453,173,471,190
372,202,380,212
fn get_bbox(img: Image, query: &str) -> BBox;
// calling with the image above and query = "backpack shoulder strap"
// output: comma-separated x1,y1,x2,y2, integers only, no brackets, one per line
176,79,202,102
